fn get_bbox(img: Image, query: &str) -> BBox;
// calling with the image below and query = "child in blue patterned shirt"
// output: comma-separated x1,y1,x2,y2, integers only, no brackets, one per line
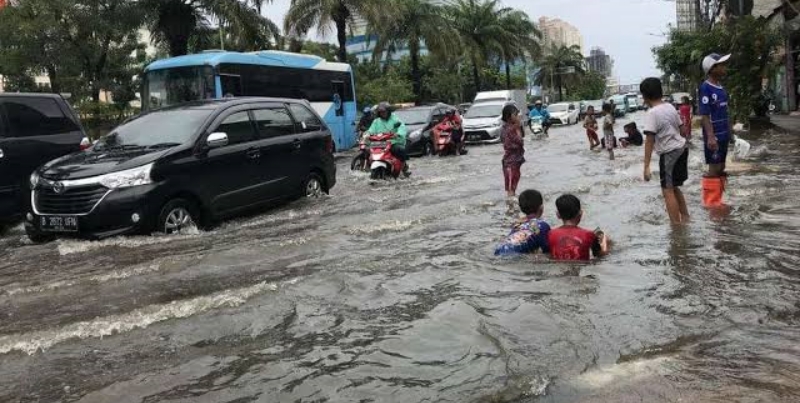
495,189,552,256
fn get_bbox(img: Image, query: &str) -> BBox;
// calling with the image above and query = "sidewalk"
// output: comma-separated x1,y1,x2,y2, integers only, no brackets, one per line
767,115,800,133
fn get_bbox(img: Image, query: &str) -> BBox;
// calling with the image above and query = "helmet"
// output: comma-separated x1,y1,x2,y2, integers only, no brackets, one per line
363,107,372,114
445,109,455,116
376,102,392,117
535,100,543,105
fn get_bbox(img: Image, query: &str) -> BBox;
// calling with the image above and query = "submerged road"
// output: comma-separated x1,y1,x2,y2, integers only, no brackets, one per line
1,113,799,402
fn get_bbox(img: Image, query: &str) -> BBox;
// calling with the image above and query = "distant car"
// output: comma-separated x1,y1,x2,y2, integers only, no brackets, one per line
458,103,472,115
0,94,90,233
25,97,336,242
625,94,639,113
462,101,510,144
579,100,604,120
547,102,580,125
607,95,628,118
393,103,457,157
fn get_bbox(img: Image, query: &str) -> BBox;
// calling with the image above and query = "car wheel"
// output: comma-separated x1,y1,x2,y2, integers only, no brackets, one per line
423,141,433,156
303,173,325,198
25,226,56,244
157,199,199,235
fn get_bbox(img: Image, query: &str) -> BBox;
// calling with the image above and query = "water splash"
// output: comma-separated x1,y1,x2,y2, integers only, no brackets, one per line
0,281,279,355
346,219,423,235
57,233,203,256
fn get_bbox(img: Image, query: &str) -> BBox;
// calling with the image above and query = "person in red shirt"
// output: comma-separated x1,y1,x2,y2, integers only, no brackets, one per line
548,194,610,261
679,96,693,140
433,109,466,154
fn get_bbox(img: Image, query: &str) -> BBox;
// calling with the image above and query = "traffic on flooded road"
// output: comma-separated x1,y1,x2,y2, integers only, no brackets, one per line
2,111,799,402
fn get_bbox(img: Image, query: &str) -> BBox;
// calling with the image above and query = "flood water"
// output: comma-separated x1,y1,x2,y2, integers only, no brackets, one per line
1,113,799,402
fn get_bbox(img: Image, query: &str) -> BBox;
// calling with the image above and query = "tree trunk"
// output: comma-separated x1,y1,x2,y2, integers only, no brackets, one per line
335,13,348,63
504,58,512,89
557,74,563,102
471,54,481,93
46,65,60,94
410,39,422,104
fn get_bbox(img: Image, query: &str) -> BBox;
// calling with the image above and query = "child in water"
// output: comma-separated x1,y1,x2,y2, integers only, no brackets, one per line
620,122,644,147
583,106,600,150
495,190,551,256
500,104,525,204
602,103,616,160
548,194,610,261
679,96,693,140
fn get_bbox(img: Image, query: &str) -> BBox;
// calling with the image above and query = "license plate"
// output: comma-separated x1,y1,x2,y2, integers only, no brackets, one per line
40,215,79,233
469,135,481,141
370,141,388,148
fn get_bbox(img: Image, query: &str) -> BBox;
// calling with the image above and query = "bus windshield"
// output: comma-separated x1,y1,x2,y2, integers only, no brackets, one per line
143,67,216,111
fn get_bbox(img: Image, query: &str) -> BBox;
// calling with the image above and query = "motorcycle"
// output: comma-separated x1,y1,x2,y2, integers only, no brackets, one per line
529,116,546,140
350,133,370,171
432,121,464,156
369,133,405,180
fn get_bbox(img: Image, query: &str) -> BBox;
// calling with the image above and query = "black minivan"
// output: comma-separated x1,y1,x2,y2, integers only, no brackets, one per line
25,98,336,242
0,94,89,233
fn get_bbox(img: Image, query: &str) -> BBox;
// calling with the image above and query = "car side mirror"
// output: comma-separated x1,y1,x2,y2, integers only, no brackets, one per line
206,132,229,149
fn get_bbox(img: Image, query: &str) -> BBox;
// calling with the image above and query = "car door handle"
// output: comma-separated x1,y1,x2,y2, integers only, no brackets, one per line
292,139,302,150
246,148,261,159
0,147,4,159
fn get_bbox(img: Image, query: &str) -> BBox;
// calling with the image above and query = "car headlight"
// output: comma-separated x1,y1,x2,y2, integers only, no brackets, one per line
98,163,153,189
30,171,40,189
409,129,422,141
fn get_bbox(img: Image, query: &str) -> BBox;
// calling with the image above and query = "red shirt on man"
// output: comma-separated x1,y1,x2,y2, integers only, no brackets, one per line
548,226,601,261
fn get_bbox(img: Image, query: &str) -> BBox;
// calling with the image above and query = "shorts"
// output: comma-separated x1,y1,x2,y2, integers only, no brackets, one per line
586,129,599,142
602,134,616,150
704,138,730,165
659,147,689,189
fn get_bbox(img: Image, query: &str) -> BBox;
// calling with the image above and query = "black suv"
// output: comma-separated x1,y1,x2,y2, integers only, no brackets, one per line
25,98,336,242
0,94,88,233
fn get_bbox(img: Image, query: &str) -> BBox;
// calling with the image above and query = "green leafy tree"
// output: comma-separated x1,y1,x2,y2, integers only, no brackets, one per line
284,0,378,63
654,16,781,121
369,0,457,103
141,0,279,56
446,0,514,93
535,44,585,102
572,71,607,100
497,10,540,90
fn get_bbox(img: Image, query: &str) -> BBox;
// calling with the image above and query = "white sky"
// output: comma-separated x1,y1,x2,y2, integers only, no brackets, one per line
263,0,676,84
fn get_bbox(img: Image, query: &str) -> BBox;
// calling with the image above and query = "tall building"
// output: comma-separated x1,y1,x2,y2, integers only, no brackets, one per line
538,17,584,54
676,0,701,31
586,47,614,78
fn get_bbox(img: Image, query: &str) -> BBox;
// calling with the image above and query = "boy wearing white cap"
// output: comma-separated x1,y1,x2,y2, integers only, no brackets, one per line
699,53,731,207
699,53,731,177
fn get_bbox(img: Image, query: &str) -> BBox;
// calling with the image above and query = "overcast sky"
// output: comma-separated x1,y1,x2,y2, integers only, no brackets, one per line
263,0,676,84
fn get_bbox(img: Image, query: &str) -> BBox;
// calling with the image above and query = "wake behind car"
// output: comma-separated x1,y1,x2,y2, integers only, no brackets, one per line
0,94,90,233
25,98,336,242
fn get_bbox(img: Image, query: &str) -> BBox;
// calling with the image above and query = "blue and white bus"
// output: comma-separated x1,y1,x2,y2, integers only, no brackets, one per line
142,50,357,150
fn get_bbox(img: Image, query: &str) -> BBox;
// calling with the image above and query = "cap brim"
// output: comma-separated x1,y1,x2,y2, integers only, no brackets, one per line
716,54,731,64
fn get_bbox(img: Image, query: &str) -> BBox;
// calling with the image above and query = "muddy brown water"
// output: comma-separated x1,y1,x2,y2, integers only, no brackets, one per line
0,113,798,402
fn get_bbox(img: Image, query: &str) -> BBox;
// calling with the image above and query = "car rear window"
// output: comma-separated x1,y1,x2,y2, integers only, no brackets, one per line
2,97,79,137
288,104,324,133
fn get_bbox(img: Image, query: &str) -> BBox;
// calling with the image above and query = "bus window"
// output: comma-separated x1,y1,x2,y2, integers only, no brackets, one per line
332,81,345,117
220,75,242,98
143,66,214,110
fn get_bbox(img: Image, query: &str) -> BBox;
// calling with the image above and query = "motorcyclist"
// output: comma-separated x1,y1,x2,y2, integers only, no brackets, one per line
366,102,411,177
433,109,466,154
357,107,375,138
528,100,551,135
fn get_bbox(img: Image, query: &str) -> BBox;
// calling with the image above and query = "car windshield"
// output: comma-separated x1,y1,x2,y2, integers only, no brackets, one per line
465,104,503,118
95,109,213,150
143,66,216,111
394,109,432,125
549,104,569,112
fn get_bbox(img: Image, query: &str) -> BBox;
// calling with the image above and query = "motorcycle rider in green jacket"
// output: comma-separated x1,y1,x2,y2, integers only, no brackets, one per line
366,102,411,177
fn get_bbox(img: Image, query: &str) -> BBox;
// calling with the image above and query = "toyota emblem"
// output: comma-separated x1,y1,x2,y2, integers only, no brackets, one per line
52,181,66,194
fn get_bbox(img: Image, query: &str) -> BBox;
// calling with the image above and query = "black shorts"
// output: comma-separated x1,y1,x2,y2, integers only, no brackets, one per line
659,147,688,189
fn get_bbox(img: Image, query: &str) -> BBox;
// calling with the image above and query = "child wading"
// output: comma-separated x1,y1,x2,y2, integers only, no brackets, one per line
640,77,690,224
501,104,525,205
495,190,551,256
602,103,616,160
548,194,610,261
583,106,600,150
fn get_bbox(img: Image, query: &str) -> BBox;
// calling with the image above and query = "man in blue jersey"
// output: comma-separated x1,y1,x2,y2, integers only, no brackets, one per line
699,53,731,178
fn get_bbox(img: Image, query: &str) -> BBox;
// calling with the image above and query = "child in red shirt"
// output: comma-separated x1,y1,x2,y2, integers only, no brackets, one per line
679,96,693,140
548,194,610,261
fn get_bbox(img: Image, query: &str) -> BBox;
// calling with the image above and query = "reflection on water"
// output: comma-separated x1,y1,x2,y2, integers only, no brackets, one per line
0,116,799,402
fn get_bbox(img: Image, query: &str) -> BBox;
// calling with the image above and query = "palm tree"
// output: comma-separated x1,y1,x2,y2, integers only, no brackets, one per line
497,11,541,90
142,0,279,56
284,0,378,63
536,44,585,102
446,0,513,93
370,0,457,103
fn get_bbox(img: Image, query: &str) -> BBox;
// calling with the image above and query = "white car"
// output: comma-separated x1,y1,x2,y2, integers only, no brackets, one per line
547,102,580,125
